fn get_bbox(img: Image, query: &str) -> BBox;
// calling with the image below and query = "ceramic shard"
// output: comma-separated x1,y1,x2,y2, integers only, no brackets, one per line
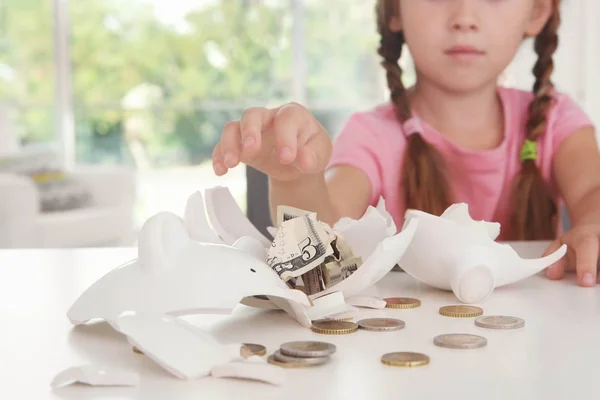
345,296,387,309
308,217,419,300
306,291,357,321
116,313,243,380
210,361,286,386
51,365,139,389
204,186,272,247
398,204,567,303
333,198,397,262
183,191,225,245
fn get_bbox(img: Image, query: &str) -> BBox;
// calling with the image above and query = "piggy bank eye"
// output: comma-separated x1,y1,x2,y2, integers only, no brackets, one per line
250,268,256,273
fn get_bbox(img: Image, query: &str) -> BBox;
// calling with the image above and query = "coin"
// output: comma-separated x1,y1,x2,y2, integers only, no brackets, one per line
267,355,314,369
384,297,421,309
311,320,358,335
357,318,406,332
132,346,144,355
475,315,525,330
433,333,487,349
241,343,267,358
273,350,330,366
381,352,430,367
439,305,483,318
280,341,337,358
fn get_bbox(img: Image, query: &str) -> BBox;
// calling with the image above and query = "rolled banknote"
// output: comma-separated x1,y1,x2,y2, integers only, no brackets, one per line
267,213,335,282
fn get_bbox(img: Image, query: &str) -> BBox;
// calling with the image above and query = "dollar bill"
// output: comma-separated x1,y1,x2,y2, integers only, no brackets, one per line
322,256,362,288
276,205,312,227
331,232,354,262
340,256,362,279
323,261,343,288
302,264,326,295
266,213,334,282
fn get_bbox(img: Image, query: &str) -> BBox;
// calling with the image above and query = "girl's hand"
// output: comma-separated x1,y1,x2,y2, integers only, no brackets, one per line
544,224,600,287
212,103,332,183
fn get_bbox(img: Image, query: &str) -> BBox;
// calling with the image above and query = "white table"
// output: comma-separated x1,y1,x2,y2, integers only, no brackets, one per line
0,243,598,400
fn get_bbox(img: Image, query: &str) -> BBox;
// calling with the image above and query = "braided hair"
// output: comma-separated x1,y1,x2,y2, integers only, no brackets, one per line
507,0,561,240
376,0,453,217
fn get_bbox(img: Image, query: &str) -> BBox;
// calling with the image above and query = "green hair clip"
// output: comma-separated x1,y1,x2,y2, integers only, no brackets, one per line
520,139,537,162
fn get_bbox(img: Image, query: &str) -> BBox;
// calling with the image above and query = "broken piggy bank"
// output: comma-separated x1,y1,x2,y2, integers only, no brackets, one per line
398,203,567,304
67,188,419,329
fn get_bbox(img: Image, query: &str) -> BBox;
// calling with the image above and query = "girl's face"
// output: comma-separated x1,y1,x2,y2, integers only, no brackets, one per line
391,0,554,92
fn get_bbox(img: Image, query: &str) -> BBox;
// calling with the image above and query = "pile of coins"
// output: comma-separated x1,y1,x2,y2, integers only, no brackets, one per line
129,297,526,372
266,341,337,368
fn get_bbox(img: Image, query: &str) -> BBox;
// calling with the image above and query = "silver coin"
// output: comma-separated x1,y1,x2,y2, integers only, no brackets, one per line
433,333,487,349
357,318,406,332
475,315,525,330
273,350,330,366
279,341,336,358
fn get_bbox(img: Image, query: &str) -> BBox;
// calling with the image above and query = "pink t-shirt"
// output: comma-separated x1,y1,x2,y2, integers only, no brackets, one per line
327,87,595,240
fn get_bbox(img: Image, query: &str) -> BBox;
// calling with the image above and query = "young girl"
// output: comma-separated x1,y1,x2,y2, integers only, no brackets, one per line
212,0,600,287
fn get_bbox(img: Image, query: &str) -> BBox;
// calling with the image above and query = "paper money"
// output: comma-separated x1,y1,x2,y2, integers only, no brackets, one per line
323,261,343,288
276,205,311,227
340,256,361,279
302,263,326,295
332,233,354,262
266,214,334,282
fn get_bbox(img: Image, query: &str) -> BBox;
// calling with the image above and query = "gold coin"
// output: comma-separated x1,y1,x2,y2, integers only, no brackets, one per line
314,317,354,322
381,352,430,367
267,355,313,369
311,320,358,335
439,305,483,318
132,346,144,355
384,297,421,309
241,343,267,358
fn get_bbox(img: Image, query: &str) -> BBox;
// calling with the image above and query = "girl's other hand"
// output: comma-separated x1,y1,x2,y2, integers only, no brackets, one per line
544,225,600,287
212,103,332,183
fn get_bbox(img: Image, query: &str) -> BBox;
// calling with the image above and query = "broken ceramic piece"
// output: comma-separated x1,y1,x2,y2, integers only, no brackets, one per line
183,191,226,245
345,296,387,309
211,361,286,386
116,313,243,380
306,291,357,321
309,217,418,300
51,365,139,389
204,186,272,247
67,211,311,327
440,203,501,241
333,197,397,262
398,204,567,303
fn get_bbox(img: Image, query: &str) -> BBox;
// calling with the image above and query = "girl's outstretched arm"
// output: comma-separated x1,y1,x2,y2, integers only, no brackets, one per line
269,165,373,227
544,126,600,286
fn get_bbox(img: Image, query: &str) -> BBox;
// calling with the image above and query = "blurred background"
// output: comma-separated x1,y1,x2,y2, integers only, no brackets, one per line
0,0,598,248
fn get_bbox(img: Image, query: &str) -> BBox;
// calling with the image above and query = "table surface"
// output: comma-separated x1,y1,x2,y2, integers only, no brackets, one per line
0,242,598,400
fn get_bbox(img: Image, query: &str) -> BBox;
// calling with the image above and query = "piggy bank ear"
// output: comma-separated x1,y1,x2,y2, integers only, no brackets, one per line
138,212,190,270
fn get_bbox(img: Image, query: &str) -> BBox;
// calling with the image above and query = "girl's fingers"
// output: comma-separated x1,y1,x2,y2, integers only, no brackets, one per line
295,127,332,174
212,143,228,176
544,239,567,280
574,235,599,287
239,107,271,160
220,121,242,169
272,104,308,165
